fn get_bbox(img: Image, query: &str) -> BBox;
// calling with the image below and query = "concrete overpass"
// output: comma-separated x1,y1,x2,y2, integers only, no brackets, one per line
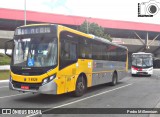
0,8,160,57
0,30,14,49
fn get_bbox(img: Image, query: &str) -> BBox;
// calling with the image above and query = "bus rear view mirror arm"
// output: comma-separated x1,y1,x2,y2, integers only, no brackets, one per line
5,39,14,58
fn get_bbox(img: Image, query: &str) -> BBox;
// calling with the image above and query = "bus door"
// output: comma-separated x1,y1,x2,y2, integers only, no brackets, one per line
60,38,78,93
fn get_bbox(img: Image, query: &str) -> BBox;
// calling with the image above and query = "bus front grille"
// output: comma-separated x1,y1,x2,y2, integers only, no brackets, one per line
12,80,42,90
137,72,148,75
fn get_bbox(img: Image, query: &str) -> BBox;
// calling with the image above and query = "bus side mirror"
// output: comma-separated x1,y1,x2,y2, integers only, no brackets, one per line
5,39,14,57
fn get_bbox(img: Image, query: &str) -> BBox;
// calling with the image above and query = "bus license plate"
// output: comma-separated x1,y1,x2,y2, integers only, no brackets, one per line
21,85,29,90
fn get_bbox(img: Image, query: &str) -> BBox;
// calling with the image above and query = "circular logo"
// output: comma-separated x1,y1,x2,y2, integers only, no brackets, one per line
149,5,157,13
24,78,26,81
147,3,159,15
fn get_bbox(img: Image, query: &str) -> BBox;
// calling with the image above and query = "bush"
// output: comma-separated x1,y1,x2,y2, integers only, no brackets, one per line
0,53,11,65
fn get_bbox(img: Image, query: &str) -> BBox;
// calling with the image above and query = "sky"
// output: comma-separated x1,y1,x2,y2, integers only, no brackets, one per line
0,0,160,24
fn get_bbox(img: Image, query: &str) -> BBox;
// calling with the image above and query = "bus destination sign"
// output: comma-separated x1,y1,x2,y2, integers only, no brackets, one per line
15,26,51,35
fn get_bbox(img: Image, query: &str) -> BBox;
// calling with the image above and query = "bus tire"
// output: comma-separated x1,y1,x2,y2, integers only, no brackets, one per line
74,75,86,97
110,72,117,86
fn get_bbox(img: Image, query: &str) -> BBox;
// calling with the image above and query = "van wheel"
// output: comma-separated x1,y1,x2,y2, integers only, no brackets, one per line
74,75,86,97
110,72,117,86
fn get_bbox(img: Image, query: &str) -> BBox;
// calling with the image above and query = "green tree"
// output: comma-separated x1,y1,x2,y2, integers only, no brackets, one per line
78,20,112,41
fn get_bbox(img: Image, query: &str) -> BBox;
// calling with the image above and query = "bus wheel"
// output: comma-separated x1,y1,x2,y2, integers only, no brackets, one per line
110,72,117,86
74,76,86,97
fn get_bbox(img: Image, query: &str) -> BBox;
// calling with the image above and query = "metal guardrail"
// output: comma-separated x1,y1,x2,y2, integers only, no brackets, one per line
0,65,10,70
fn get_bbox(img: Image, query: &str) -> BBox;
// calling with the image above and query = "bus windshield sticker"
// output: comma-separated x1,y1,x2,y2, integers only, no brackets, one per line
27,58,34,67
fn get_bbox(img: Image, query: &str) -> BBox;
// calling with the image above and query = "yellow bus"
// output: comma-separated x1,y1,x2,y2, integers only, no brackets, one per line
5,24,128,96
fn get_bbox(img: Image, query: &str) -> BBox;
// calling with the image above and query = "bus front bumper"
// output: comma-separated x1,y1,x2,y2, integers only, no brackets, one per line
131,68,153,75
9,80,57,94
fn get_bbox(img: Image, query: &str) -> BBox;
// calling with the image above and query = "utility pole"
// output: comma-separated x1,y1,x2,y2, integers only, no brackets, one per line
87,18,89,34
86,17,91,34
24,0,26,25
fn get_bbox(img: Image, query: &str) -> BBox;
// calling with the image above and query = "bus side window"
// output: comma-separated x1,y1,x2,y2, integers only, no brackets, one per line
62,42,70,60
70,43,77,60
79,38,92,59
92,41,102,60
60,33,78,70
62,41,77,61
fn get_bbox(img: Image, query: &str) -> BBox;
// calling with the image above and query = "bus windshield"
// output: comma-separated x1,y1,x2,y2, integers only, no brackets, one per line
132,56,153,68
13,36,57,67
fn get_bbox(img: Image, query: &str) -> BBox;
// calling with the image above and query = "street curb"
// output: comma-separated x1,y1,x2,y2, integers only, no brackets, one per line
0,80,9,83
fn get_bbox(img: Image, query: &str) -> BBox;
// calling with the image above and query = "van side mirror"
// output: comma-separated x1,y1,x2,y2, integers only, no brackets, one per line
5,39,14,57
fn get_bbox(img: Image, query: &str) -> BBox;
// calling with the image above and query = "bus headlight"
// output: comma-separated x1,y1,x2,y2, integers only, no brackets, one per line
42,74,56,85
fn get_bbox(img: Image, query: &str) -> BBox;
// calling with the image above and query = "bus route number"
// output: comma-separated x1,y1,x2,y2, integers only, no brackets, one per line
28,78,37,82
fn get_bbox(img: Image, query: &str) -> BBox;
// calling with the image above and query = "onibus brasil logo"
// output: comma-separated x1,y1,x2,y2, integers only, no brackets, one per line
138,0,160,17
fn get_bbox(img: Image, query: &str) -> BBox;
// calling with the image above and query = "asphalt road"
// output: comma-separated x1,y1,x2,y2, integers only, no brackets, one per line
0,69,160,117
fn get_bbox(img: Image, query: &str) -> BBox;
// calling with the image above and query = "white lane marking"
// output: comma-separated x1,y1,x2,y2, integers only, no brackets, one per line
0,86,8,89
27,83,132,117
0,93,30,99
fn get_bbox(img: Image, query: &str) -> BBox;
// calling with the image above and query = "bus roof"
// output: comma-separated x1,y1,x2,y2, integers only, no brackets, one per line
61,25,128,50
17,23,51,28
92,35,127,50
